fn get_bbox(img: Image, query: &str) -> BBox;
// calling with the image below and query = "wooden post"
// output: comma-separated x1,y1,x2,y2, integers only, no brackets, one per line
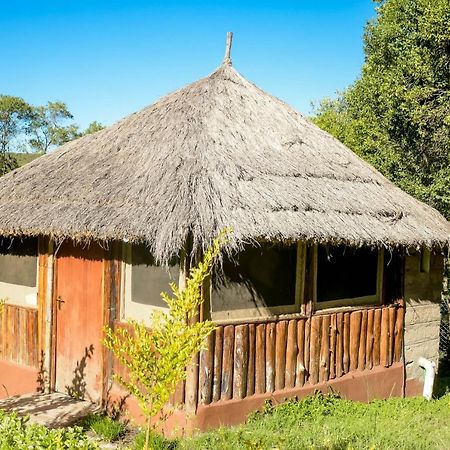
102,242,122,404
373,308,382,366
233,324,249,399
285,320,298,389
388,306,396,366
358,310,367,370
380,307,389,367
295,319,305,386
329,315,337,380
265,322,276,392
275,321,288,390
343,312,350,373
336,313,344,378
221,325,235,400
366,309,375,370
304,317,311,382
309,315,321,385
212,326,224,402
183,244,200,413
349,311,361,372
394,305,404,363
223,32,233,65
255,323,266,394
247,324,256,397
172,381,185,407
199,332,215,405
319,315,330,382
44,239,54,393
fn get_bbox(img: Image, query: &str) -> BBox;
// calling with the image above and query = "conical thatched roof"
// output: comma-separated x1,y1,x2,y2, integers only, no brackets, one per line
0,53,449,262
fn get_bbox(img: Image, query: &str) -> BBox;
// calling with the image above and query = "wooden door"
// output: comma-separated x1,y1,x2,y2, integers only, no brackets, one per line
54,242,104,402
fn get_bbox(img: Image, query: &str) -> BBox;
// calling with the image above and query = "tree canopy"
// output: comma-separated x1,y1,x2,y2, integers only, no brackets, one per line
312,0,450,219
29,101,79,154
0,95,104,174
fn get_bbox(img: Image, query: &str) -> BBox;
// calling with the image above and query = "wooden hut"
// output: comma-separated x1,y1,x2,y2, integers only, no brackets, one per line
0,34,449,431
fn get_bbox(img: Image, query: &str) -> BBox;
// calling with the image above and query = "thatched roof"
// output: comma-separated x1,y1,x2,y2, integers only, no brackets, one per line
0,49,449,261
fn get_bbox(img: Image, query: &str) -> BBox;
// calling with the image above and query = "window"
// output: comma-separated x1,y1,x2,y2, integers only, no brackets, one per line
211,243,305,320
0,237,38,307
121,244,179,324
314,244,383,309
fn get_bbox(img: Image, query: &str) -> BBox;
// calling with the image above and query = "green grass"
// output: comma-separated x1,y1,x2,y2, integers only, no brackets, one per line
133,392,450,450
80,413,126,442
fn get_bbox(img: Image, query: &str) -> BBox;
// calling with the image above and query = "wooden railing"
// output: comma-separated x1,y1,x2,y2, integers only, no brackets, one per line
197,303,404,405
112,303,404,409
0,304,39,367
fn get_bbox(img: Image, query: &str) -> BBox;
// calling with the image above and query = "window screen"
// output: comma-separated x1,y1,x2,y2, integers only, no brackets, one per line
316,245,378,303
212,244,298,314
0,238,37,288
130,244,179,309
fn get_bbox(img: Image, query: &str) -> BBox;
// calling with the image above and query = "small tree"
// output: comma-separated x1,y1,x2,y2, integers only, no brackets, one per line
29,101,79,153
103,231,228,449
82,121,105,136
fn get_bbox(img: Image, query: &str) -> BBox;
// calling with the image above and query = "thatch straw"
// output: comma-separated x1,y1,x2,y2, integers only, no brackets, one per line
0,62,448,262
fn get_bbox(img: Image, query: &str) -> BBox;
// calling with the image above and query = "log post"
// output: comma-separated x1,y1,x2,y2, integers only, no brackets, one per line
295,319,305,386
233,324,249,399
199,331,215,405
349,311,361,372
358,310,367,370
255,323,266,394
366,309,375,370
329,314,337,380
275,321,288,390
319,315,330,382
336,312,344,378
373,308,382,366
247,324,256,397
343,312,350,373
394,305,404,363
221,325,235,400
380,307,390,367
285,320,298,389
388,306,396,366
309,315,321,385
265,322,276,392
212,326,224,402
304,317,311,382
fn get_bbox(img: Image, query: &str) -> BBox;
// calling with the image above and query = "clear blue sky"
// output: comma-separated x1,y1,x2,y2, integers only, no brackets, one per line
1,1,376,130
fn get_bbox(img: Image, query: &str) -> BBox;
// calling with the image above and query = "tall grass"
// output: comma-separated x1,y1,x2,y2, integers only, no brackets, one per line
177,392,450,450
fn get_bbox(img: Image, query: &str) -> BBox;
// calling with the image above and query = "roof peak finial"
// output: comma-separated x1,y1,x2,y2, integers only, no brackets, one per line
223,32,233,66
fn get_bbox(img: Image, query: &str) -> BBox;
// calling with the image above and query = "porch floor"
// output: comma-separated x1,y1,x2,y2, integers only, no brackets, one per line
0,392,100,428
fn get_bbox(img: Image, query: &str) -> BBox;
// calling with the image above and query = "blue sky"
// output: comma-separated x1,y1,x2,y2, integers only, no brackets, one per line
1,1,376,130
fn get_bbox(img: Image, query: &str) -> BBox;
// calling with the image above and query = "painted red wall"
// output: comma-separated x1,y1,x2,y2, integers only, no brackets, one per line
0,361,39,399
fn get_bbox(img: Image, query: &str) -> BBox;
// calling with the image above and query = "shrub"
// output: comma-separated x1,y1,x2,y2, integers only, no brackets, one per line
0,409,98,449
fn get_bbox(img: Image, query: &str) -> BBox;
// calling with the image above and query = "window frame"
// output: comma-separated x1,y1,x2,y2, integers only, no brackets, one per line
313,244,384,311
120,243,180,322
0,240,39,309
210,242,306,321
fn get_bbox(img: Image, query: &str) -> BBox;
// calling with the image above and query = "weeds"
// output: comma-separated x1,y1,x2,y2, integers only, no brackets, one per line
80,413,126,442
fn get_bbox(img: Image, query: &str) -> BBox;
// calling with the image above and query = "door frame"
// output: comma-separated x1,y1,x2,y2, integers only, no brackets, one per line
47,241,119,403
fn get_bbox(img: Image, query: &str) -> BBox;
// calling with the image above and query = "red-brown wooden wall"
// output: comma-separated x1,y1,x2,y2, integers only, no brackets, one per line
0,304,39,368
